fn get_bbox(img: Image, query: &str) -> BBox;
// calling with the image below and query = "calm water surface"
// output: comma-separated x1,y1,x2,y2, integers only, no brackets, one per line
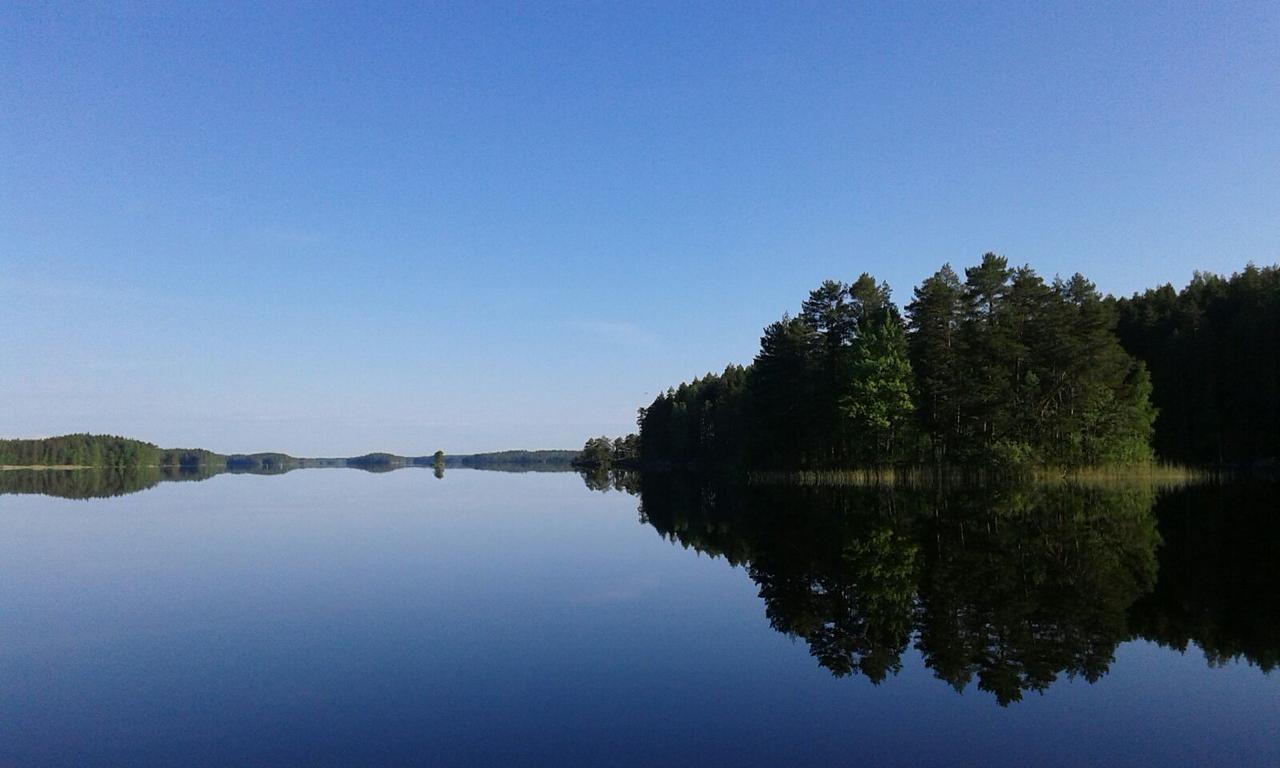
1,469,1276,766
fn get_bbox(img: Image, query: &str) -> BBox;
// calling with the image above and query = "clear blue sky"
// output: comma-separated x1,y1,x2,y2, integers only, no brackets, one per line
3,2,1278,454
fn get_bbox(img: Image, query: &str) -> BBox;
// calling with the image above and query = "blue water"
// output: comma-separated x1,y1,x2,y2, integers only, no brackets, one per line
1,469,1275,766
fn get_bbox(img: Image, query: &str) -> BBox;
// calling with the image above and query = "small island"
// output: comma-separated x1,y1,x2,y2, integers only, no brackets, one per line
0,436,581,498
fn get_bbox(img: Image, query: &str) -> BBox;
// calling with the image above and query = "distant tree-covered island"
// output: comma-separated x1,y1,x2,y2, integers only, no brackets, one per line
0,434,222,470
0,435,580,497
572,435,639,470
595,257,1277,473
0,435,582,471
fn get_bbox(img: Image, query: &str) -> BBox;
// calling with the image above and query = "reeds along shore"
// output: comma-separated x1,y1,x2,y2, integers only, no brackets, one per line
746,462,1208,489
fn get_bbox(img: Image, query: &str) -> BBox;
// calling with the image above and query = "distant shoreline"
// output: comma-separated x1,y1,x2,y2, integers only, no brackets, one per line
0,435,582,473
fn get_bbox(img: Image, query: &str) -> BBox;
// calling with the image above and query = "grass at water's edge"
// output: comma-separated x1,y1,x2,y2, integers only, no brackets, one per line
747,462,1210,489
0,464,97,470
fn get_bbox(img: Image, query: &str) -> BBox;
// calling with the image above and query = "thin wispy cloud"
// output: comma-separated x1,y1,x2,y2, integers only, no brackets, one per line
562,320,661,349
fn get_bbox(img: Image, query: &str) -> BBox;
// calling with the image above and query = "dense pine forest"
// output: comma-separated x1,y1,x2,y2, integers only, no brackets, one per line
0,435,328,472
1115,264,1280,465
452,450,580,469
0,434,221,470
628,257,1278,471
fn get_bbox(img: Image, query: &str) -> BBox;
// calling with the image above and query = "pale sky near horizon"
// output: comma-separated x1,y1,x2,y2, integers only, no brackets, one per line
3,2,1278,455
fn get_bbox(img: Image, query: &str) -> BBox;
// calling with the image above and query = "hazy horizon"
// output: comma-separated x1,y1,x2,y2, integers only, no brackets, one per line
4,3,1278,454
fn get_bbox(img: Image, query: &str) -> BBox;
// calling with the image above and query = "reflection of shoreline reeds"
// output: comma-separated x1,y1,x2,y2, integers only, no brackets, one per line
747,462,1207,489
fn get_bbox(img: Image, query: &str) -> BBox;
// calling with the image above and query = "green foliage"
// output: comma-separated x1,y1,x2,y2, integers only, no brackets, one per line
841,317,915,462
638,256,1163,470
907,257,1156,467
225,453,300,472
745,320,815,464
638,365,750,468
577,436,615,467
0,434,163,468
345,453,410,472
574,434,639,469
452,450,580,470
1115,264,1280,465
0,438,593,487
905,264,965,461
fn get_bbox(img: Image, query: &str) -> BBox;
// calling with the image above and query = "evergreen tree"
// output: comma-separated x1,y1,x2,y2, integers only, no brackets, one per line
746,316,819,466
1115,264,1280,465
800,281,857,462
635,255,1167,470
958,253,1020,456
842,316,915,462
906,265,964,461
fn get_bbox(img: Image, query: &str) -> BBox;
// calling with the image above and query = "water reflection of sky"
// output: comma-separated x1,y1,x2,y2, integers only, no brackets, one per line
0,469,1275,767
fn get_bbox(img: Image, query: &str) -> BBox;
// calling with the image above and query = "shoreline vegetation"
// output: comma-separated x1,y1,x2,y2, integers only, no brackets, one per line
0,437,581,499
580,258,1278,480
0,434,578,474
7,260,1276,490
746,462,1206,489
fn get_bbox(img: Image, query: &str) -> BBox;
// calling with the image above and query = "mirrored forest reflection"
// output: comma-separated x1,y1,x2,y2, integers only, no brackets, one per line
0,466,224,499
6,464,1273,708
621,472,1278,705
0,454,584,501
0,463,415,499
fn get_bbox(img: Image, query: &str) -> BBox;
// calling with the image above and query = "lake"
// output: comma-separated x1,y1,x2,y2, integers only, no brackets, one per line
1,468,1276,766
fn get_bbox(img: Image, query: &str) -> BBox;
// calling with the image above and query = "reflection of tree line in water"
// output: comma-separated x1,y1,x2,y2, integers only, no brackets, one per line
0,465,225,499
7,464,1273,704
0,458,592,499
609,472,1277,705
578,465,643,494
0,463,385,499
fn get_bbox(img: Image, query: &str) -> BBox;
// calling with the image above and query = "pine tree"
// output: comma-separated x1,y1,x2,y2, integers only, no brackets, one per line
907,264,964,462
959,253,1019,456
747,315,818,466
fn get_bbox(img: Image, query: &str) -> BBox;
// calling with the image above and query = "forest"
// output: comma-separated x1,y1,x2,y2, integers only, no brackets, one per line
1115,264,1280,465
572,435,639,469
0,432,595,488
0,435,466,474
629,256,1277,470
0,434,216,469
450,450,580,469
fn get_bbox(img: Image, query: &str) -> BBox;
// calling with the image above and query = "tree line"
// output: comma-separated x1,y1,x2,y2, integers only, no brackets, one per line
0,434,468,473
1114,264,1279,465
572,435,639,469
0,465,215,499
635,253,1179,470
0,434,212,469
